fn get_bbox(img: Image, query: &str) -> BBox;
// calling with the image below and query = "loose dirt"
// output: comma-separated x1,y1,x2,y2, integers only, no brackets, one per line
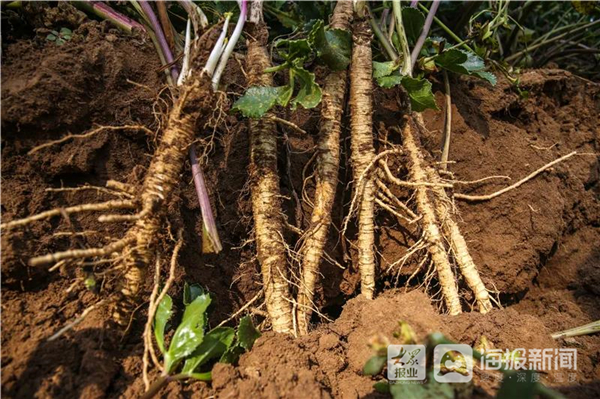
2,17,599,399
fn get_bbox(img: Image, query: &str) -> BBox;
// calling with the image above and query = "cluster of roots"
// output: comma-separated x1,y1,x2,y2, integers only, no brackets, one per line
2,75,216,326
2,7,576,340
373,116,495,315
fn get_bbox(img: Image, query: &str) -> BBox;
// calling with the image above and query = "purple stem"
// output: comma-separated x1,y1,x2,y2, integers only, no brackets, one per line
176,1,222,253
139,1,179,81
74,1,145,33
189,147,222,253
410,1,419,8
380,8,390,28
410,0,440,70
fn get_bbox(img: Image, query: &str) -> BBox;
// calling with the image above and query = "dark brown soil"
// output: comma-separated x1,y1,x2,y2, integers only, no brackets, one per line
2,10,599,399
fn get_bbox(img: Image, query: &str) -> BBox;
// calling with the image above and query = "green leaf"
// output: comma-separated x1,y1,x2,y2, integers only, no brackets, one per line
373,61,397,79
389,371,454,399
275,38,312,62
435,50,497,85
461,51,486,73
435,49,469,73
183,283,204,305
363,355,386,376
164,293,212,373
59,27,72,36
219,344,243,364
218,316,261,364
232,86,283,118
46,34,57,41
307,19,325,44
154,294,173,354
237,316,260,350
181,327,235,375
376,75,404,89
496,370,537,399
401,76,438,112
291,64,322,109
373,381,391,393
277,84,294,107
473,71,497,86
311,22,352,71
402,8,425,44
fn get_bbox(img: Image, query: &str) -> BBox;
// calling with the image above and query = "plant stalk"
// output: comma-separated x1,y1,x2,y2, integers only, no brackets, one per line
141,374,171,399
190,147,222,254
552,320,600,339
440,70,451,171
368,5,397,61
139,1,179,81
392,0,412,75
156,1,176,51
212,0,247,90
418,3,475,53
177,19,192,87
178,0,208,29
204,13,232,76
505,19,600,63
73,1,145,33
411,0,440,70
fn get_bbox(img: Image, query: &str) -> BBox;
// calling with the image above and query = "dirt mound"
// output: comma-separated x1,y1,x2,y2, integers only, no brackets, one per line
209,290,563,399
1,16,599,399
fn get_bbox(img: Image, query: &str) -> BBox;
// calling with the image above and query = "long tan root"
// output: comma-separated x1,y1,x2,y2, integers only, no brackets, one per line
425,167,493,313
375,175,419,220
349,17,377,300
1,199,136,230
440,70,452,172
112,78,214,324
454,151,578,202
47,299,107,342
246,23,293,334
27,125,154,155
401,121,462,315
29,236,135,267
296,0,353,335
45,184,134,199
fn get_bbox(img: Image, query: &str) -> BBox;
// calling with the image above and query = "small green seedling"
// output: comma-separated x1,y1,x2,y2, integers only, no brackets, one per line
143,283,260,398
46,28,72,46
83,274,97,292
